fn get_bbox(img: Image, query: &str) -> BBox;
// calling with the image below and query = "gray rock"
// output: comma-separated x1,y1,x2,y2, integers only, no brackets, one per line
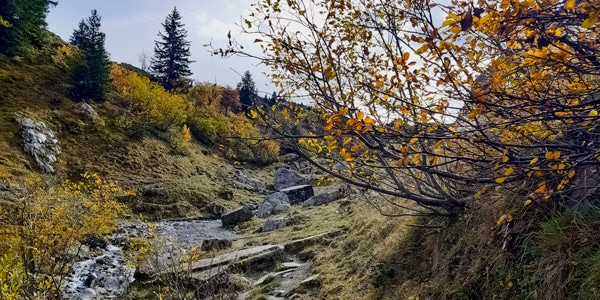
16,116,61,173
273,168,309,191
221,206,253,226
262,218,287,232
257,192,291,218
303,190,343,207
78,103,98,120
280,185,314,204
239,172,267,191
201,238,233,251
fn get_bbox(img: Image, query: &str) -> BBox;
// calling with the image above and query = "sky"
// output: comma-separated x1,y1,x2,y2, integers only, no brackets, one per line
46,0,276,95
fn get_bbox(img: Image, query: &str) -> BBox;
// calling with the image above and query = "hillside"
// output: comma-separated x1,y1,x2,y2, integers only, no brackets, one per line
2,29,600,300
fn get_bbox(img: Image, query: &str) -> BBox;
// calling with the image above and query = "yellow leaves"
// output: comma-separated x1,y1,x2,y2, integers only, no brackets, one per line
357,111,364,120
495,177,506,184
530,157,539,164
249,110,259,119
410,137,419,145
535,181,546,193
545,151,561,160
589,110,598,117
181,124,192,145
564,0,576,10
582,10,599,29
496,214,512,225
504,167,514,176
364,116,376,126
524,199,533,206
415,44,429,55
567,169,576,178
339,148,354,161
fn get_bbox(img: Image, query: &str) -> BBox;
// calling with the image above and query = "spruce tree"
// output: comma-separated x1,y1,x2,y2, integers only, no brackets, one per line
70,9,110,101
151,7,194,91
237,71,256,112
0,0,57,55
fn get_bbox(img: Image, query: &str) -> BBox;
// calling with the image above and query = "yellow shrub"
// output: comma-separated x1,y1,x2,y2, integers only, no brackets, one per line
0,174,129,298
110,64,188,128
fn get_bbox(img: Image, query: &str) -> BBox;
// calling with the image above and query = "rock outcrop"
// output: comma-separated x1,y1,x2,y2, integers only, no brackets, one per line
273,168,308,191
16,116,61,173
303,189,344,207
257,192,291,218
262,218,287,232
280,185,314,204
221,206,253,226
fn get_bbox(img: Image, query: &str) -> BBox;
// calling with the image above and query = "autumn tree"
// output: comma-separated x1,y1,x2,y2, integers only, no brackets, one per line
237,70,257,112
220,86,242,114
0,0,57,55
151,7,194,91
220,0,600,215
70,9,111,100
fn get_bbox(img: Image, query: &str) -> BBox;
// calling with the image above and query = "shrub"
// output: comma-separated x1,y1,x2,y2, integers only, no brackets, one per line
110,64,188,128
0,174,129,299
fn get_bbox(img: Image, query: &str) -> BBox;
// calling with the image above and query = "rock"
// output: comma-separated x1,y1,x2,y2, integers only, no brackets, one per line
257,192,291,218
62,245,134,300
300,274,320,287
16,116,61,173
239,172,267,191
78,102,98,119
262,218,287,232
280,185,314,204
201,238,233,252
280,153,300,163
273,168,309,191
221,206,253,226
303,190,344,207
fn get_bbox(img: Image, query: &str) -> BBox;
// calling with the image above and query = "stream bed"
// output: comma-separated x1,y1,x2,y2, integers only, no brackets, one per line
62,219,235,300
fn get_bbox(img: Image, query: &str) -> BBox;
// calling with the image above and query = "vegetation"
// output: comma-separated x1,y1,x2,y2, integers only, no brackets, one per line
0,0,57,56
221,0,600,217
0,174,128,298
70,9,111,101
238,70,257,112
151,7,194,91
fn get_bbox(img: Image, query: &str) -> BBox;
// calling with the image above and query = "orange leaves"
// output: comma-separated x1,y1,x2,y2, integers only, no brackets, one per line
339,148,354,161
545,151,561,161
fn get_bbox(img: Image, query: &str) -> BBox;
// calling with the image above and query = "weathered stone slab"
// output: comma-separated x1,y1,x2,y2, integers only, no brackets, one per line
221,206,253,226
280,185,314,204
273,168,308,191
257,192,290,218
263,218,287,232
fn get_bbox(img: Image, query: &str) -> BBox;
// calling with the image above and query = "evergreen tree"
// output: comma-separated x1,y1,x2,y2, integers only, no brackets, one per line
70,9,110,100
151,7,194,91
0,0,57,55
237,71,256,112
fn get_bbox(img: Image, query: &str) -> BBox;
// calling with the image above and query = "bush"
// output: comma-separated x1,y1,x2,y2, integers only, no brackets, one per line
0,174,129,299
110,64,188,128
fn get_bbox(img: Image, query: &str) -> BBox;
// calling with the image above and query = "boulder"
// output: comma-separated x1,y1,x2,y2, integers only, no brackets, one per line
16,116,61,173
221,206,253,226
262,218,287,232
280,185,314,204
78,102,99,120
257,192,291,218
273,168,309,191
201,238,233,252
303,190,343,207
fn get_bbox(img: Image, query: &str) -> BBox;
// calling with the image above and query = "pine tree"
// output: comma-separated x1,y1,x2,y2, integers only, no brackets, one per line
70,9,110,101
237,71,256,112
151,7,194,91
0,0,57,55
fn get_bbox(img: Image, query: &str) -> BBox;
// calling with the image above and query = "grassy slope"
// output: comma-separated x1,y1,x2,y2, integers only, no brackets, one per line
0,53,272,220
